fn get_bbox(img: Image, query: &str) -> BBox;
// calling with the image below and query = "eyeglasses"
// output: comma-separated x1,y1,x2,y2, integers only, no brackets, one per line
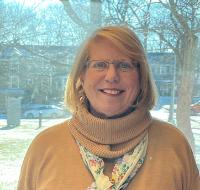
86,59,139,72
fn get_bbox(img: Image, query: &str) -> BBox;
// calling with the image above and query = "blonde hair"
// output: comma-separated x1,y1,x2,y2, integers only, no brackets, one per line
65,25,157,113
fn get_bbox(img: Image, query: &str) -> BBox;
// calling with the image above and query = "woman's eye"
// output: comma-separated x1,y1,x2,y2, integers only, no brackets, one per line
118,62,132,70
92,61,107,70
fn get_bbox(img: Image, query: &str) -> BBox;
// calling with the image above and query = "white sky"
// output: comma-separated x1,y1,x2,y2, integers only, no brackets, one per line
5,0,61,8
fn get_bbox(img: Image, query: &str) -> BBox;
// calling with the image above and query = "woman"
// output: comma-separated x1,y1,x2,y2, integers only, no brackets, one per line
18,26,199,190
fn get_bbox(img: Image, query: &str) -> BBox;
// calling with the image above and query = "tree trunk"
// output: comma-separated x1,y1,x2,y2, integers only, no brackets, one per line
176,33,198,153
61,0,102,33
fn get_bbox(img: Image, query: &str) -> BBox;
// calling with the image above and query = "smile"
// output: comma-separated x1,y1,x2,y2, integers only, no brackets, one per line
99,89,124,95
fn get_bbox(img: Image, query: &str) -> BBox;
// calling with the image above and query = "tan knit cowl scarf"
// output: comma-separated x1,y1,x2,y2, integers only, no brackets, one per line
68,104,152,158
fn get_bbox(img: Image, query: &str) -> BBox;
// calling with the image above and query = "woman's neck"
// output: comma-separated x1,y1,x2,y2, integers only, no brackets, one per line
88,104,136,119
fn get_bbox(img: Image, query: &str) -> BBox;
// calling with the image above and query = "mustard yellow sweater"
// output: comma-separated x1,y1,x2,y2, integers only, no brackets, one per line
18,106,199,190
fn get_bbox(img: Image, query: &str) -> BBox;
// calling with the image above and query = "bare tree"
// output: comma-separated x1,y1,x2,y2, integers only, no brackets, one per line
103,0,153,51
150,0,200,151
60,0,102,34
0,1,43,46
0,1,79,104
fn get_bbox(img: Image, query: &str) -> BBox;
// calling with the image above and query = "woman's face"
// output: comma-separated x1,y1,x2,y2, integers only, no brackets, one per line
81,39,140,117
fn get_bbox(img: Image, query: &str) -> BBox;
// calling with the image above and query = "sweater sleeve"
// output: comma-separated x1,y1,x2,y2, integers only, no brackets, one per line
17,137,42,190
171,127,200,190
189,146,200,190
190,173,200,190
150,120,200,190
17,130,49,190
172,127,200,190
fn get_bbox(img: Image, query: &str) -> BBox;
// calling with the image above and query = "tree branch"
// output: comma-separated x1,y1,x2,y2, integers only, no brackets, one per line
168,0,190,32
60,0,89,31
150,28,176,51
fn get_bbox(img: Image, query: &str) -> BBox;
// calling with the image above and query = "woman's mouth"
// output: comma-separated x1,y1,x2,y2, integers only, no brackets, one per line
99,89,124,95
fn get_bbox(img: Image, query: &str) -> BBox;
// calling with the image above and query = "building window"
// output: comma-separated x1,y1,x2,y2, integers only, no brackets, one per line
10,75,19,88
160,65,170,75
159,83,172,96
26,78,33,86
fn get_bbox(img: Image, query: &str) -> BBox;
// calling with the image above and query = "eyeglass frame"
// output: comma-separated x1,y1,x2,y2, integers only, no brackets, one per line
85,59,140,73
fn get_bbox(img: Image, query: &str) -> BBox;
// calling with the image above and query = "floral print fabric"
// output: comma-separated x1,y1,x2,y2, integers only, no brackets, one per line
77,134,148,190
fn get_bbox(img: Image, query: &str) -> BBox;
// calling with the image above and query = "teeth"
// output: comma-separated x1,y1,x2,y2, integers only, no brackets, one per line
102,89,121,95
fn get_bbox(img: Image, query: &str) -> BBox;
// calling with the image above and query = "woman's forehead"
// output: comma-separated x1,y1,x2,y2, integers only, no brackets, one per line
88,39,131,61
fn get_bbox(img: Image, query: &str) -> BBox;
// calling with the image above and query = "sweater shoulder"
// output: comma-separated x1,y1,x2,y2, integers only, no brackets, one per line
35,120,69,137
149,118,199,178
27,120,72,151
149,118,191,148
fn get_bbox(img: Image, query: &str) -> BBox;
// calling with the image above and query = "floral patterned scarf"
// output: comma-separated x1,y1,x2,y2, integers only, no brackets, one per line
77,134,148,190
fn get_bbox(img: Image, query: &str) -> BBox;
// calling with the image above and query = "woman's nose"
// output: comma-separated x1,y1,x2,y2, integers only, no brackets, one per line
104,64,120,83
